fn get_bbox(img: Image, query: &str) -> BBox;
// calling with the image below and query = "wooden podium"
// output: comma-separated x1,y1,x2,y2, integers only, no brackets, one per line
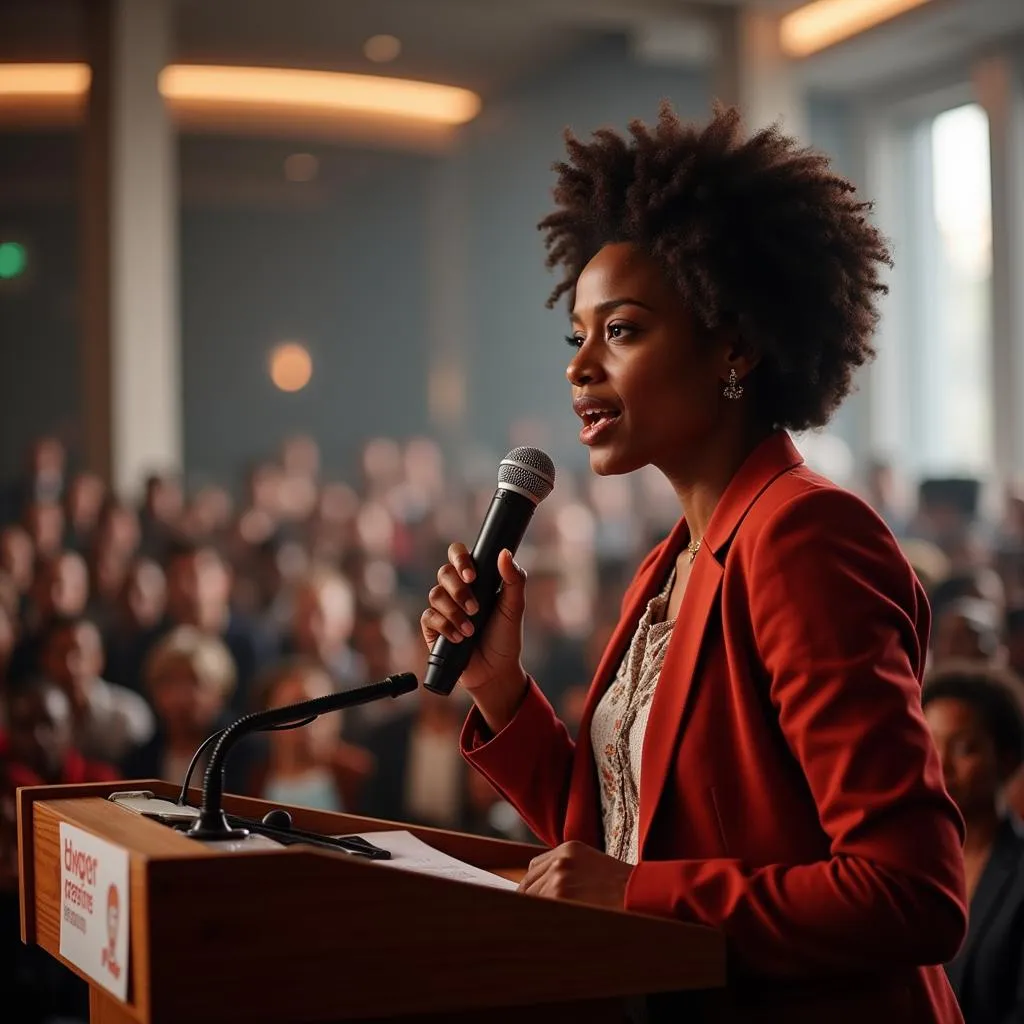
18,780,726,1023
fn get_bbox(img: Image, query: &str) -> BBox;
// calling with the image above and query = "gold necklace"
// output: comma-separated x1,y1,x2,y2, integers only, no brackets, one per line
686,538,702,564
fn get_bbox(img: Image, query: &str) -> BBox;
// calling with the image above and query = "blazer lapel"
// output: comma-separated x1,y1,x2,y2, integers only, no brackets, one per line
564,431,805,850
637,549,724,853
563,515,691,845
948,817,1021,989
636,431,805,855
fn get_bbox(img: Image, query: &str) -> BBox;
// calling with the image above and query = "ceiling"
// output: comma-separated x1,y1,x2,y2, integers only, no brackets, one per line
0,0,795,97
797,0,1024,92
0,0,1021,100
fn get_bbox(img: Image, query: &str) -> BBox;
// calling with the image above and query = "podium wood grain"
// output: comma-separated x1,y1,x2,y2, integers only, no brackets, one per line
20,780,726,1023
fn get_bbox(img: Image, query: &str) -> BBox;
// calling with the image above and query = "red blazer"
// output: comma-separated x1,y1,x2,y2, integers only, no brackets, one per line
462,432,966,1023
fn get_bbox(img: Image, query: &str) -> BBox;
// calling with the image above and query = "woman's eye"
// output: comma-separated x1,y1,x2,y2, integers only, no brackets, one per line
608,322,632,339
564,335,584,349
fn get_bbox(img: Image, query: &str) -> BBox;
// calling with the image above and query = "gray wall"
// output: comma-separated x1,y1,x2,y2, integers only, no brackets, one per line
0,133,80,482
180,144,434,486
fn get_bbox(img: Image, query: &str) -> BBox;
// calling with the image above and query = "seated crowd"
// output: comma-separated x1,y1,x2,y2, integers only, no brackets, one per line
2,434,1024,1021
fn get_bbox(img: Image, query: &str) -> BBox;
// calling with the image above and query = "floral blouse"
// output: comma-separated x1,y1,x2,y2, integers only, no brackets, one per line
590,571,676,865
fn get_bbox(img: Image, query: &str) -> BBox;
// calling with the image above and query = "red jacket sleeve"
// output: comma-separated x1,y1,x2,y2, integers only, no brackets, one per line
626,489,967,976
460,679,574,847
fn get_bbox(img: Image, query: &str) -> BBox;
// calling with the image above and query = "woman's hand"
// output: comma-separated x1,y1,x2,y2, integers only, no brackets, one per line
518,841,633,910
419,543,529,733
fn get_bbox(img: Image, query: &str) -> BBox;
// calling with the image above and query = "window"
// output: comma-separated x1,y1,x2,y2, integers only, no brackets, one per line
871,100,994,479
926,103,993,474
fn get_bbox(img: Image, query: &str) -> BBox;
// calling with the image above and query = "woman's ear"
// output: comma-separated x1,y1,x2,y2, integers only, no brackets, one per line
718,321,762,384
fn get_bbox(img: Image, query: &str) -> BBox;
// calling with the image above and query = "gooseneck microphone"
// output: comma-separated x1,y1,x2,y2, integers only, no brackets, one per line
187,672,418,841
423,447,555,696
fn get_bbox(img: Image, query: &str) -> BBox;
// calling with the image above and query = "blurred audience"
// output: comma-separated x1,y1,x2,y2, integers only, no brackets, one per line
0,525,34,612
923,663,1024,1024
249,659,373,811
5,432,1024,1019
1,673,119,789
0,672,110,1023
363,687,466,828
933,597,1006,665
39,616,154,764
285,568,363,688
122,625,242,792
64,472,106,554
103,557,168,694
164,541,277,712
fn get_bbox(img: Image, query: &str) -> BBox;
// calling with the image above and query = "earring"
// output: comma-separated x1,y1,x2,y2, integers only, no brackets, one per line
723,368,743,400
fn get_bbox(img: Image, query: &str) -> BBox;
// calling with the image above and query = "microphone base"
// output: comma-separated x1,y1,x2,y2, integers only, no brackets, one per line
186,808,250,842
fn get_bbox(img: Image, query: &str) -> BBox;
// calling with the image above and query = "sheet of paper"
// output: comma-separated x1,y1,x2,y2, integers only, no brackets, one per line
342,830,518,891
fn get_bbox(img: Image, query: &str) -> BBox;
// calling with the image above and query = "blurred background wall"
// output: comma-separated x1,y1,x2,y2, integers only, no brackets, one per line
7,0,1015,495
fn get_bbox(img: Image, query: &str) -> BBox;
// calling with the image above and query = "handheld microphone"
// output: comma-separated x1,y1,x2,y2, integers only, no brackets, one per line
186,672,418,841
423,447,555,696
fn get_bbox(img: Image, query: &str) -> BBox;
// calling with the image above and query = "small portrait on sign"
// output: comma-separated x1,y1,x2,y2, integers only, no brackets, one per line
100,883,121,980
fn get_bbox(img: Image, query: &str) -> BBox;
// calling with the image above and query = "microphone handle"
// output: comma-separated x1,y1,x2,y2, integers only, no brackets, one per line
423,487,536,695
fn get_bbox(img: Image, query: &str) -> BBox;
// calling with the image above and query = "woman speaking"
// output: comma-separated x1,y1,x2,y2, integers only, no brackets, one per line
420,105,966,1023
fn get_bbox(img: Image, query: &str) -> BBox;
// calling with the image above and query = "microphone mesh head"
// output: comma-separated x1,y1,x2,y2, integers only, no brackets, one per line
498,447,555,503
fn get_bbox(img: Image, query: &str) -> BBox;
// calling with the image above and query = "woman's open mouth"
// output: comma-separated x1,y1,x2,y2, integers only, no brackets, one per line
575,402,622,446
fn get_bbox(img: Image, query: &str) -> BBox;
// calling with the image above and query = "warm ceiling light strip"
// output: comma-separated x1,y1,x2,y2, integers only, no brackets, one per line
0,62,91,96
159,65,480,125
0,62,480,126
780,0,935,57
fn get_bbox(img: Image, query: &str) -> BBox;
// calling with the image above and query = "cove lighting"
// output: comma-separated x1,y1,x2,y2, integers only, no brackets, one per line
0,62,90,97
780,0,935,58
0,62,480,127
159,65,480,126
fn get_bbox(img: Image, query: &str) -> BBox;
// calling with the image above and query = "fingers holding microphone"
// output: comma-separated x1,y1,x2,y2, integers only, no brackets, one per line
418,544,527,693
419,446,554,726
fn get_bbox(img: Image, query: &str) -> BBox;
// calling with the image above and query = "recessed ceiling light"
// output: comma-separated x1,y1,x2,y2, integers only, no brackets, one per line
364,35,402,63
270,342,313,393
284,153,319,182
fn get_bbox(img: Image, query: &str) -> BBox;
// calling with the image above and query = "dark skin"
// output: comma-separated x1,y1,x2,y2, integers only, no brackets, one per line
41,621,104,716
421,242,770,908
0,687,73,884
6,685,75,784
924,697,1016,900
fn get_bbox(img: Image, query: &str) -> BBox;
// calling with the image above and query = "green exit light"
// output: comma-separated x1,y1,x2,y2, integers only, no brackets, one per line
0,242,27,280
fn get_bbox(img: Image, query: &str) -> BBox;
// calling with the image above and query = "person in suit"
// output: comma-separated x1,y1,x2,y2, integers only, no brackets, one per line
362,686,471,829
163,540,278,713
420,105,966,1024
924,663,1024,1023
247,659,373,812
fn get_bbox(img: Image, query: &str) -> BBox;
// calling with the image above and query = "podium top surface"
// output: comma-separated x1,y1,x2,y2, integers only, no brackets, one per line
18,779,726,1024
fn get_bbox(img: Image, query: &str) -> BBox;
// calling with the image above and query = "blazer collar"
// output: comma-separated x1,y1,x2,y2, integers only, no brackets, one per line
702,430,805,559
562,431,804,849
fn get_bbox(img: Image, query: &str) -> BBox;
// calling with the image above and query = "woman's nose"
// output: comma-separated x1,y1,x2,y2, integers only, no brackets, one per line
566,340,601,387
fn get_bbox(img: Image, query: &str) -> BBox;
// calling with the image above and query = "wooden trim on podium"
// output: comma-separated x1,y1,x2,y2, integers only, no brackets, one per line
18,781,138,944
19,780,726,1023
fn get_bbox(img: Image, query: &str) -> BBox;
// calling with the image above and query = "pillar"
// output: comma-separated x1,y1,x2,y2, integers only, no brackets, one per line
81,0,181,498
